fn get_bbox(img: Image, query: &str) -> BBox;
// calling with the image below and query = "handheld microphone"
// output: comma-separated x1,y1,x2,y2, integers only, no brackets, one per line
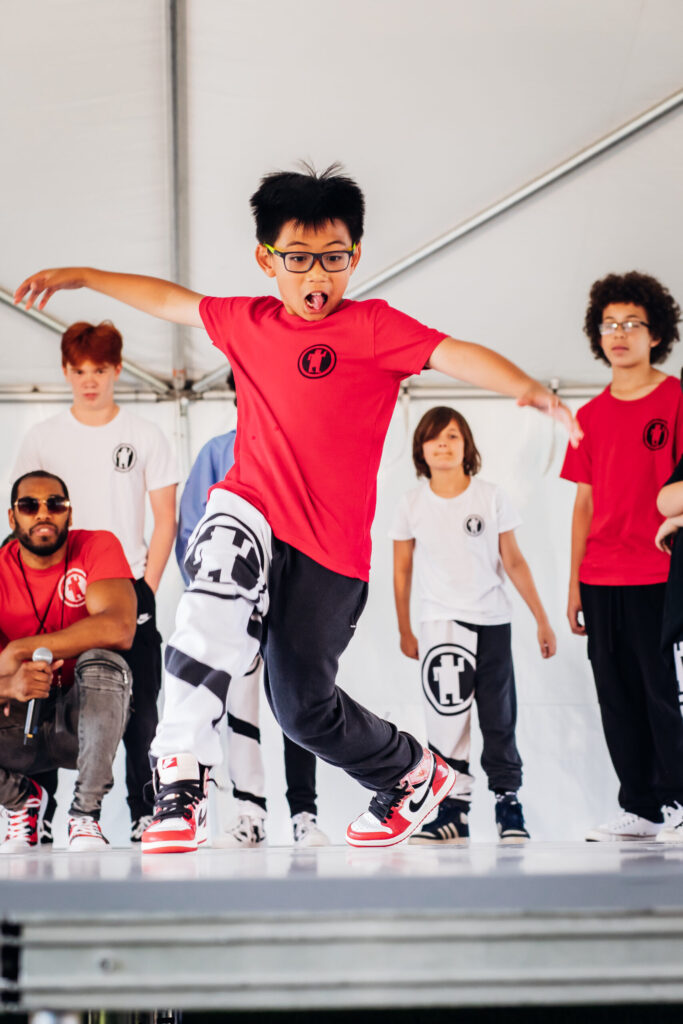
24,647,53,745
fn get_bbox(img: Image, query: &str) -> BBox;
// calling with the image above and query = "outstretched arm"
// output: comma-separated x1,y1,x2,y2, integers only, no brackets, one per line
14,267,205,328
428,337,582,446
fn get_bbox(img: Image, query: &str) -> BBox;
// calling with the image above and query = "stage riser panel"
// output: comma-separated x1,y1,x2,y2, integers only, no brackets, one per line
4,912,683,1011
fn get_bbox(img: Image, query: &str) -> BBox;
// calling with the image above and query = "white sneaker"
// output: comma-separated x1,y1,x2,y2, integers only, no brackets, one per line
292,812,330,847
213,814,266,849
68,815,109,851
585,810,660,842
656,802,683,843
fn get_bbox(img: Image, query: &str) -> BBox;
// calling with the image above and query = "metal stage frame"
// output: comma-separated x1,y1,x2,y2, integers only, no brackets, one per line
2,841,683,1015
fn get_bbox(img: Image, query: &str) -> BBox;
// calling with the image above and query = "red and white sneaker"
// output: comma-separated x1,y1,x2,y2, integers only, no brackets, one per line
68,815,109,851
141,753,208,855
346,750,456,847
1,782,47,852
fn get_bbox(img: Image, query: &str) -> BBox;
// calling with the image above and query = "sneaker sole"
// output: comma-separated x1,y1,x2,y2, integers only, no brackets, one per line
346,764,457,848
408,834,468,846
585,834,658,842
656,830,683,843
141,838,201,854
499,834,530,845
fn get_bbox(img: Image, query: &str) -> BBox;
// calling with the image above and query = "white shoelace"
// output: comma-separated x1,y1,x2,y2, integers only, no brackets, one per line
6,805,36,843
69,815,104,840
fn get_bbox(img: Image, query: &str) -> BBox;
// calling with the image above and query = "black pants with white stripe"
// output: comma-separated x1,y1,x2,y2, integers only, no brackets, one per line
581,582,683,821
151,491,422,792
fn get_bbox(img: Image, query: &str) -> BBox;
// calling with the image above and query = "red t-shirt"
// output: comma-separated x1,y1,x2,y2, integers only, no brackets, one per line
0,529,132,685
560,375,683,585
200,296,447,579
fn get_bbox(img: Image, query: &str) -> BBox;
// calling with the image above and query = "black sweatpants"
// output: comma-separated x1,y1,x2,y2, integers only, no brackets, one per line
581,582,683,821
120,578,162,820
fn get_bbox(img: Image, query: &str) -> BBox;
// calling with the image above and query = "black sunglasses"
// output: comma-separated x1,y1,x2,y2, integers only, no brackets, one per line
13,496,71,516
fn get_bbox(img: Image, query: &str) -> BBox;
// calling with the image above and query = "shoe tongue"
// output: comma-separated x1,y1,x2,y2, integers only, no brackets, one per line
157,753,199,784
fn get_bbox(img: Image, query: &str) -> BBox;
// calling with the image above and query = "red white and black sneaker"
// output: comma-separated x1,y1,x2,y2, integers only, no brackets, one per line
346,749,456,847
1,781,47,852
141,753,209,855
68,815,109,851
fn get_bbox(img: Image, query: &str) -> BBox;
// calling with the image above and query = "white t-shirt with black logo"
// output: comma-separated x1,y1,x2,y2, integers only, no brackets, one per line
389,477,522,625
12,407,178,579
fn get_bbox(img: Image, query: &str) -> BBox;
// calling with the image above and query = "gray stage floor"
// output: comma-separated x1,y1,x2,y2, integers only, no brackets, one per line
2,841,683,1012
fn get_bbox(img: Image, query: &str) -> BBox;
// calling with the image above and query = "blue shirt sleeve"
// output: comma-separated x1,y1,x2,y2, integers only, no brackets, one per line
176,430,236,584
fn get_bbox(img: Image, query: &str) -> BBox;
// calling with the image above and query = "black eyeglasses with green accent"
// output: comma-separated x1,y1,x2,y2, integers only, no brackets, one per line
263,243,357,273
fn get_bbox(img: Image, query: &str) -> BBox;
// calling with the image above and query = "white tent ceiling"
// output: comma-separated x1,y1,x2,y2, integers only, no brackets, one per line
1,0,682,392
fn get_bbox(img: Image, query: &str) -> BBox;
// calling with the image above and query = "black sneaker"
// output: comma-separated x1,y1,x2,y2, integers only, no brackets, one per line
409,798,470,844
495,792,530,844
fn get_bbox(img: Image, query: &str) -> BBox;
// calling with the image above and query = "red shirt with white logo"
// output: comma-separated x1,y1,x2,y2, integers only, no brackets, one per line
0,529,132,685
200,296,447,579
560,375,683,585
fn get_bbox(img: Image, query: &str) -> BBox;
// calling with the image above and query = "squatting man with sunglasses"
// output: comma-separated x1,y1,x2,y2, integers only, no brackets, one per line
0,470,136,851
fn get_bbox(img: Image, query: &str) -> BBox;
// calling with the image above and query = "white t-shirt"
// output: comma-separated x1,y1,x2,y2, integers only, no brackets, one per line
12,407,179,579
389,477,522,625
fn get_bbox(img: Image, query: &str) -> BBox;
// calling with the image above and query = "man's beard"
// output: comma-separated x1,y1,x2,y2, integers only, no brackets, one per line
15,522,69,558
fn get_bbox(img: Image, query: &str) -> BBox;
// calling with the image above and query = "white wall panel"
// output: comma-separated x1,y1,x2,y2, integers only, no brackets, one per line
185,0,683,381
0,0,175,382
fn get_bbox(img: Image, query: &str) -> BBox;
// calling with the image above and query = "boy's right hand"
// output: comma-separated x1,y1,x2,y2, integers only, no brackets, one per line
14,268,86,311
567,585,586,636
399,631,419,660
655,518,679,553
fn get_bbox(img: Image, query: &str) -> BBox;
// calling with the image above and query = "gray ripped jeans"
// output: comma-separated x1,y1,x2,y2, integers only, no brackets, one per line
0,649,131,818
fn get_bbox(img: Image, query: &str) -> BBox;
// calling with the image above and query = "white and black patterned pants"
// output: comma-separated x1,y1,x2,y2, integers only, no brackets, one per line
418,619,522,800
152,490,421,792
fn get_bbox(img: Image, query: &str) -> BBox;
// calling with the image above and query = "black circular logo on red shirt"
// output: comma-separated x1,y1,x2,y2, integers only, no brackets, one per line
643,419,669,451
298,345,336,379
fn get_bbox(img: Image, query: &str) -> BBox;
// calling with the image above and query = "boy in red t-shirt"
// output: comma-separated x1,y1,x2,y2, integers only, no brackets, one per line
561,271,683,842
15,164,579,852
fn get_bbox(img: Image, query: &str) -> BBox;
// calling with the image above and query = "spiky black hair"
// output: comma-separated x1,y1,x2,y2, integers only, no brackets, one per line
250,162,365,245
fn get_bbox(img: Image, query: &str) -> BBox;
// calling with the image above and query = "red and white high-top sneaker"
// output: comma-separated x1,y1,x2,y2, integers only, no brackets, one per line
141,753,208,855
346,750,456,847
2,781,47,852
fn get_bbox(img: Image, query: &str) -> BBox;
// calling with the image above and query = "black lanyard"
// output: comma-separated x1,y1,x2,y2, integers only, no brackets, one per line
16,541,69,636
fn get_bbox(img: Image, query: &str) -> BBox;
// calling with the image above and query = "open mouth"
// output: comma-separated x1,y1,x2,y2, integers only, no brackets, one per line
305,292,328,313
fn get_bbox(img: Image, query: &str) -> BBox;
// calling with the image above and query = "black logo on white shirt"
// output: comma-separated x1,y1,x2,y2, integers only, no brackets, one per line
113,443,137,472
463,514,485,536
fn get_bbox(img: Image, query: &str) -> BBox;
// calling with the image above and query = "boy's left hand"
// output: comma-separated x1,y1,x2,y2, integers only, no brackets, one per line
517,382,583,448
537,621,557,659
